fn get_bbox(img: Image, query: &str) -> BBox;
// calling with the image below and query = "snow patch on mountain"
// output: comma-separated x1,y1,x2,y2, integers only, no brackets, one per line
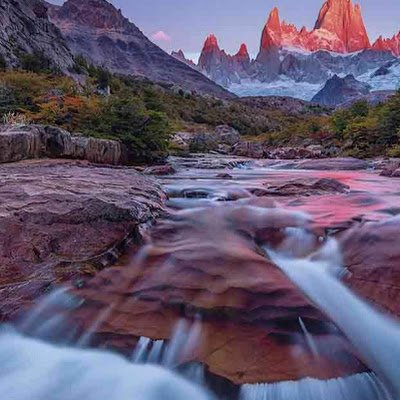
358,62,400,91
229,78,324,101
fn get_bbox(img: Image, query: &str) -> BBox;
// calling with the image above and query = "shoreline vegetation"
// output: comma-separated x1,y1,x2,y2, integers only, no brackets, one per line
0,54,399,163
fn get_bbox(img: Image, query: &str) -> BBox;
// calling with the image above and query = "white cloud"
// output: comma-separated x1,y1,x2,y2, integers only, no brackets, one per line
151,30,172,42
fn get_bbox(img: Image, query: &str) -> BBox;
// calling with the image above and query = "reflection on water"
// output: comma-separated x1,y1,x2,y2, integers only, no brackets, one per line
2,155,400,399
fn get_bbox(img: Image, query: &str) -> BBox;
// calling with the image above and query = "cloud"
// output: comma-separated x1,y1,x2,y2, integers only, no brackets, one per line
151,30,172,42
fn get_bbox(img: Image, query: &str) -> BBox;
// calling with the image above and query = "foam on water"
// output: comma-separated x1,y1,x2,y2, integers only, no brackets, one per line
0,328,213,400
241,373,391,400
267,236,400,399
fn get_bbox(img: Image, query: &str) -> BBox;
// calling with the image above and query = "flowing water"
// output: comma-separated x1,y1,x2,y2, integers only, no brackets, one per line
1,155,400,400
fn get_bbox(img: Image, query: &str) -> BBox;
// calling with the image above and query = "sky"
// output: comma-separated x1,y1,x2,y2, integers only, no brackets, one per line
49,0,400,60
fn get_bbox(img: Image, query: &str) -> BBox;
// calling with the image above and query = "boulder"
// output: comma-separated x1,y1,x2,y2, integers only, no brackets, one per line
214,125,241,146
341,218,400,317
67,205,365,385
171,126,240,154
143,165,176,176
0,125,124,165
233,141,264,158
263,178,350,196
0,160,165,320
379,160,400,177
265,146,324,160
295,157,370,170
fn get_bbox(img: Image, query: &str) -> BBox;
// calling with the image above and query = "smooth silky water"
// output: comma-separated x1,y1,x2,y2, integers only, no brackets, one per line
1,156,400,400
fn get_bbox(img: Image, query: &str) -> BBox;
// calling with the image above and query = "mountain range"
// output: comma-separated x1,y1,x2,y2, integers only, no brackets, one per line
172,0,400,102
0,0,398,106
0,0,233,99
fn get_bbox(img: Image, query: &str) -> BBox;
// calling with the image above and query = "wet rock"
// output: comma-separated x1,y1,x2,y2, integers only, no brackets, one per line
264,178,350,197
144,165,176,176
295,157,370,170
68,205,365,384
233,141,264,158
341,218,400,317
216,173,233,179
0,125,124,165
379,160,400,177
0,160,165,320
265,146,324,160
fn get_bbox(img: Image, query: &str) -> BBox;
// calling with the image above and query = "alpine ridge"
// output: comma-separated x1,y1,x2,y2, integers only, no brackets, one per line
258,0,371,54
46,0,234,99
193,0,399,100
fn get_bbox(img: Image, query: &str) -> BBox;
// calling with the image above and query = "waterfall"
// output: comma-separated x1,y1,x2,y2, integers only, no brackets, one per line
266,237,400,399
241,373,391,400
0,329,212,400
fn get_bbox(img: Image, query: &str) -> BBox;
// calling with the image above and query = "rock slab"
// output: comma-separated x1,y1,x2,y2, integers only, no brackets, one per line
0,160,165,320
0,125,124,165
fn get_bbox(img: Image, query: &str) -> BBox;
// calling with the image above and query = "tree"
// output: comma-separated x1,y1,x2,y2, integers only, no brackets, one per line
379,91,400,146
0,55,6,71
350,100,369,118
19,51,53,73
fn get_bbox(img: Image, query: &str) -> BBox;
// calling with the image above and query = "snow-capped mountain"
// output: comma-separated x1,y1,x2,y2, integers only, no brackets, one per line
172,0,400,101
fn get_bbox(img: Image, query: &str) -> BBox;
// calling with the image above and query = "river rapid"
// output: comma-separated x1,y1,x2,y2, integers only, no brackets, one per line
1,155,400,400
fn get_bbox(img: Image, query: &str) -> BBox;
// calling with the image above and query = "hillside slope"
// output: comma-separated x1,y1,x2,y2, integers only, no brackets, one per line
0,0,74,70
46,0,234,99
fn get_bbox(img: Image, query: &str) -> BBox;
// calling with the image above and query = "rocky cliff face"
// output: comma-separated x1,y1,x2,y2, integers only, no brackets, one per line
0,125,125,165
46,0,234,99
171,50,198,70
372,32,400,57
0,0,74,70
198,35,251,86
189,0,399,97
259,0,370,55
198,34,251,86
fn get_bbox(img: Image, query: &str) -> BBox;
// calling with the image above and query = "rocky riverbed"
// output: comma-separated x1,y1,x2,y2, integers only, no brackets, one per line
1,130,400,399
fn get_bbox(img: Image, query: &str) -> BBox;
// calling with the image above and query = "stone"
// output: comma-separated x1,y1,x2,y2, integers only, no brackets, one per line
66,205,365,384
265,146,323,160
0,160,165,321
264,178,350,196
233,142,264,159
340,218,400,317
0,125,124,165
144,165,176,176
214,125,241,146
295,157,369,170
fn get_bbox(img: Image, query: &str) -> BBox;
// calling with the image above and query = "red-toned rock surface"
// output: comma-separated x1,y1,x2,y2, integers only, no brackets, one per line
0,160,165,321
264,178,350,197
372,32,400,57
341,218,400,317
258,0,371,54
68,205,366,384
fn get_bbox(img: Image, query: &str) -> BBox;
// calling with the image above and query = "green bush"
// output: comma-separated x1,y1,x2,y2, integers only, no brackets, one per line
0,55,6,71
19,51,54,73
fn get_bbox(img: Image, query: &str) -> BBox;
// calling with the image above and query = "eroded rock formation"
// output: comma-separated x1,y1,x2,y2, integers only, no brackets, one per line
0,125,124,165
0,159,165,321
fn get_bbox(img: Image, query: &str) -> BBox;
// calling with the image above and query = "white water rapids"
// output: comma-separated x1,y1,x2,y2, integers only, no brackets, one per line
1,175,400,400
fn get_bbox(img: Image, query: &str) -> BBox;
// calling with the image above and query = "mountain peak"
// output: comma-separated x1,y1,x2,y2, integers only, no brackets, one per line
236,43,249,58
203,34,220,52
313,0,370,52
49,0,131,32
372,31,400,56
260,7,283,51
